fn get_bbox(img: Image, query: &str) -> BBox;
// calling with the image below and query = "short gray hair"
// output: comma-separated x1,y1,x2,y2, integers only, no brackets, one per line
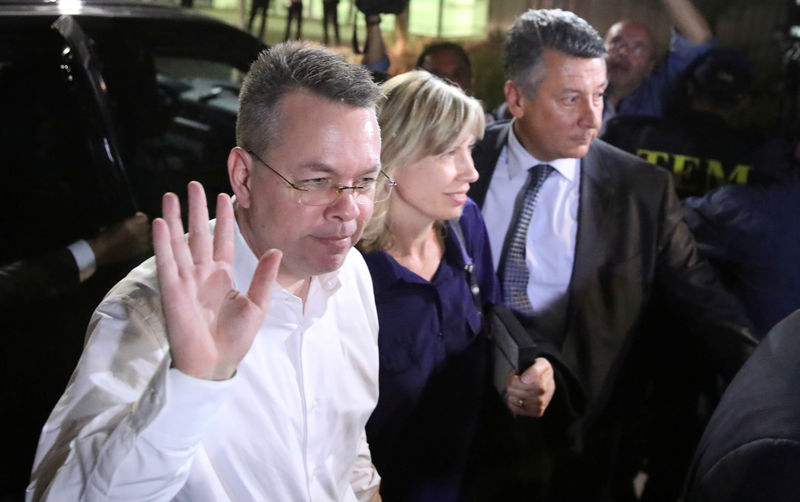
236,41,383,158
505,9,606,97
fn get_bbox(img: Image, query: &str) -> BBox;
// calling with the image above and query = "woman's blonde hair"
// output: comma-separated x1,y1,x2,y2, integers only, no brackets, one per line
359,70,485,252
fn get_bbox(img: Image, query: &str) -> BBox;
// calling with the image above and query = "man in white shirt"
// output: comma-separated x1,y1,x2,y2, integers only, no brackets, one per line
27,42,386,502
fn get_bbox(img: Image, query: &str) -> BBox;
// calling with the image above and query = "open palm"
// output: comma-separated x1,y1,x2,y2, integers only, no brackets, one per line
153,182,281,380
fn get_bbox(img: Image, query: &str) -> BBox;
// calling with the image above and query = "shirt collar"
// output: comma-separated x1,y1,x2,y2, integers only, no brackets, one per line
507,119,579,182
228,212,341,300
362,230,464,295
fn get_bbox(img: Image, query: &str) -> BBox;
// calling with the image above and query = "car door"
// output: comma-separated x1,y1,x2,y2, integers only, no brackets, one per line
77,13,265,221
0,15,134,265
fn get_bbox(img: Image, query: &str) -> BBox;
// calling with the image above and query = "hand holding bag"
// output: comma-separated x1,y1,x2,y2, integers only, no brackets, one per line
448,219,539,397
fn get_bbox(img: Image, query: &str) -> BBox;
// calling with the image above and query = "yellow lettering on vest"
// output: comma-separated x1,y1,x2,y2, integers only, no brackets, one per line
672,154,701,178
728,164,751,184
706,159,725,184
636,149,669,166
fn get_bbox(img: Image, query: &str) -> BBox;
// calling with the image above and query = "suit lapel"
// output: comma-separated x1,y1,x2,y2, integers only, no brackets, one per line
469,121,511,207
571,141,616,291
562,140,618,396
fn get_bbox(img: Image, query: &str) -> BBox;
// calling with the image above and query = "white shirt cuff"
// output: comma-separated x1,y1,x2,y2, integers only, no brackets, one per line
67,239,97,282
139,366,235,449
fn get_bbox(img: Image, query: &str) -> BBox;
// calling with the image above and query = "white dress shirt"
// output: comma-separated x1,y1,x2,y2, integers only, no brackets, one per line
481,122,580,337
27,218,381,502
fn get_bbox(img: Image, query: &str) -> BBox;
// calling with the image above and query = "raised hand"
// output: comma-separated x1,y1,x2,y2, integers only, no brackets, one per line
506,357,556,417
153,181,282,380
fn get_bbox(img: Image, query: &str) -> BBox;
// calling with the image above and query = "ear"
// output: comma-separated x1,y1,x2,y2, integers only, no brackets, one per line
504,80,526,119
228,147,253,208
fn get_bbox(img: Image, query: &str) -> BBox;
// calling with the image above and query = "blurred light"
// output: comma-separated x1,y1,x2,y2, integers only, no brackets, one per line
57,0,84,15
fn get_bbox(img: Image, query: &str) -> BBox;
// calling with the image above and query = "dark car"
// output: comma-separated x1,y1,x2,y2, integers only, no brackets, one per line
0,1,264,497
0,0,265,264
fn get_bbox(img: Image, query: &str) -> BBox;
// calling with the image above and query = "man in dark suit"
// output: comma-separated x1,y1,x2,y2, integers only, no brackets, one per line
468,9,758,500
683,309,800,502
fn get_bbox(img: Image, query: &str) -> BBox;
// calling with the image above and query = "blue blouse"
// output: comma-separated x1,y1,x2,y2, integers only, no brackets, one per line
363,199,501,502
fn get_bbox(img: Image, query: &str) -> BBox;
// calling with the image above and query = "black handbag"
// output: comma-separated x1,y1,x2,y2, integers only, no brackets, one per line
448,219,538,397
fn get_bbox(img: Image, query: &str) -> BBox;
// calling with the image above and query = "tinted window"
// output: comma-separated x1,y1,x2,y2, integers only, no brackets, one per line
0,26,120,264
82,16,263,220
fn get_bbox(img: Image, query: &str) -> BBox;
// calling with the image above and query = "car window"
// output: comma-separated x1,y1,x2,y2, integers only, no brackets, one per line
0,28,125,264
0,14,263,264
83,17,263,220
155,56,245,110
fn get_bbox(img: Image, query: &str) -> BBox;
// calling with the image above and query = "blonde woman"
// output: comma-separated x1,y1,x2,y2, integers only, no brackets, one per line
359,71,555,501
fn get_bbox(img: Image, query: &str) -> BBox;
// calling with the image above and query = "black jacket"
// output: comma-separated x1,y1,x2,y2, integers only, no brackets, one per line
684,309,800,502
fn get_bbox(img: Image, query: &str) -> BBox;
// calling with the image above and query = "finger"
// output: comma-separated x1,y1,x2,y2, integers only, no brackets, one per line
506,373,526,395
248,249,282,311
187,181,212,264
507,372,541,396
162,191,193,272
507,394,533,416
213,193,234,264
153,218,178,285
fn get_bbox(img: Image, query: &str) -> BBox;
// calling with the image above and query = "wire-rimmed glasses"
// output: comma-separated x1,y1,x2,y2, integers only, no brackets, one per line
247,150,396,206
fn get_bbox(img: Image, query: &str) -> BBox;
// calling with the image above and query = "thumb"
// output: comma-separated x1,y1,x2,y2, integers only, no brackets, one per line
520,364,540,385
248,249,282,310
520,357,551,385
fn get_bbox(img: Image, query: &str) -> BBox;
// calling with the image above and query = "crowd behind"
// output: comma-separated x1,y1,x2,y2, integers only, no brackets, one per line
2,0,800,501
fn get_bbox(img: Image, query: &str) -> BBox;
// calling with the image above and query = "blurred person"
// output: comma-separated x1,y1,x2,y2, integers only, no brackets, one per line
322,0,340,46
248,0,270,41
417,41,496,124
27,42,384,502
603,0,714,129
683,308,800,502
1,212,151,306
417,42,474,94
284,0,302,41
602,48,770,198
468,9,757,499
360,13,391,81
684,179,800,334
359,70,557,501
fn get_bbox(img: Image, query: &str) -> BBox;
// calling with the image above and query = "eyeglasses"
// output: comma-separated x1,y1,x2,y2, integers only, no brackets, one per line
606,39,650,57
247,150,397,206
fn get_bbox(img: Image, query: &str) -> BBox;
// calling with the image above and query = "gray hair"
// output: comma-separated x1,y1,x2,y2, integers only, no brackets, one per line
505,9,606,97
236,41,383,157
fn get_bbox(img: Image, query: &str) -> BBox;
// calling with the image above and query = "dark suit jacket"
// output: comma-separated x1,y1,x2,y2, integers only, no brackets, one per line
469,120,757,432
0,247,79,306
684,309,800,502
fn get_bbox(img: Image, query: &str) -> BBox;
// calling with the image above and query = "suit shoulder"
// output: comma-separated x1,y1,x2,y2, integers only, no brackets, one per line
475,120,511,151
591,139,673,183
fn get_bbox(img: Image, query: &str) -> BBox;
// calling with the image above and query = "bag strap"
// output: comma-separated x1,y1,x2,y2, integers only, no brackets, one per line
447,218,483,316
